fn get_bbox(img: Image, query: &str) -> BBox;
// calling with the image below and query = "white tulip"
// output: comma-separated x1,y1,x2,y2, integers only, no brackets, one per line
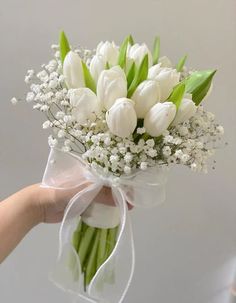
106,98,137,138
127,43,153,67
69,88,101,124
148,63,162,79
96,41,119,66
132,80,161,118
63,51,85,89
89,54,106,83
172,97,197,126
144,102,176,137
97,66,127,110
158,56,172,68
148,65,180,101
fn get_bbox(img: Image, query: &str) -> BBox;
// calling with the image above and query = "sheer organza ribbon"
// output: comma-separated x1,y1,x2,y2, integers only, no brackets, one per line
41,148,168,303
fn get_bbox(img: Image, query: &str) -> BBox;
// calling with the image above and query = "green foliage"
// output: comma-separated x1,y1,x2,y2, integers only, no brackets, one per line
152,36,160,65
184,70,216,105
118,35,134,69
126,60,136,88
59,31,70,64
81,61,97,93
176,54,187,72
168,82,186,109
127,54,149,98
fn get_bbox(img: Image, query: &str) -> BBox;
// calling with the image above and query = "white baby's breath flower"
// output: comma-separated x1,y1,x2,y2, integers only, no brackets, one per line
61,100,70,106
40,105,49,112
48,135,58,148
58,129,66,138
124,165,131,174
137,127,146,135
56,111,65,119
162,146,171,157
63,115,73,123
26,92,35,102
175,149,183,159
216,125,224,135
124,153,133,163
33,103,41,110
163,135,174,144
42,120,51,129
181,154,190,163
146,148,157,158
48,79,58,89
140,162,148,170
190,162,198,172
146,139,155,148
196,141,204,149
11,97,18,105
104,136,111,146
172,137,182,145
62,146,71,152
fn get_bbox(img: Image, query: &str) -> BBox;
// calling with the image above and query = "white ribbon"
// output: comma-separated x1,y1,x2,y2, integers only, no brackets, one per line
41,148,168,303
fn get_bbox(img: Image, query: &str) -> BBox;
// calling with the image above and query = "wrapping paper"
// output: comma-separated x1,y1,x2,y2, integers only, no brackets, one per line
41,148,168,303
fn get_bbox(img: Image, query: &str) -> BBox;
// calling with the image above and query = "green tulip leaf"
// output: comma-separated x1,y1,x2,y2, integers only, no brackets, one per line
176,54,187,72
60,31,70,65
118,35,133,69
168,82,186,109
184,70,216,105
129,34,135,46
152,36,160,65
126,60,136,88
81,61,96,93
127,54,148,98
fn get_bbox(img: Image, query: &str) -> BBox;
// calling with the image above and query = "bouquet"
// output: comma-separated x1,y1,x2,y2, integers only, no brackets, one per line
12,31,224,303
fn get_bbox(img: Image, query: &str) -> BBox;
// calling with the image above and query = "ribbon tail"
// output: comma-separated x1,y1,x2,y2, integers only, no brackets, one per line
49,182,103,299
87,187,135,303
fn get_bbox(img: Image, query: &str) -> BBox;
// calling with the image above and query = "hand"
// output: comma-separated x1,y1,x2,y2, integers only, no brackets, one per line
36,184,133,224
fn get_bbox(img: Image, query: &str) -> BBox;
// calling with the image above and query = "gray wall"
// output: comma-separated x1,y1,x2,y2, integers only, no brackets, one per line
0,0,236,302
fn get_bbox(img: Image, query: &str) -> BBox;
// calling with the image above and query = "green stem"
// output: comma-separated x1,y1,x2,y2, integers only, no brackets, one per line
72,220,83,251
105,226,119,259
85,228,100,287
78,225,96,270
97,228,108,271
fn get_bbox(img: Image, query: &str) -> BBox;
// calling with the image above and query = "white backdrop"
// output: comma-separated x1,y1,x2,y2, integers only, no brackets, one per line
0,0,236,302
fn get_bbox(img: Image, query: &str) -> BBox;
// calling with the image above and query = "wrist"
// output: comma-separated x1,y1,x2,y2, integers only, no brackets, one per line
21,184,44,226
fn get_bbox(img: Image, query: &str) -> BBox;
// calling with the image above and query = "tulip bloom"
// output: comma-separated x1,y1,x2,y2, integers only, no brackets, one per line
70,88,101,124
158,56,172,68
144,102,176,137
89,55,106,83
148,65,180,101
106,98,137,138
132,80,161,118
127,43,153,67
97,66,127,110
96,41,119,66
63,51,85,89
172,97,197,126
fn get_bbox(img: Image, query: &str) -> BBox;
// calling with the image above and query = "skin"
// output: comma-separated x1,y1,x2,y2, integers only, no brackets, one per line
0,183,132,264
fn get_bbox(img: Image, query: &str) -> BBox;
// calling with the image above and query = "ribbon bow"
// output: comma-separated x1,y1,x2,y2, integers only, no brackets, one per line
41,148,168,303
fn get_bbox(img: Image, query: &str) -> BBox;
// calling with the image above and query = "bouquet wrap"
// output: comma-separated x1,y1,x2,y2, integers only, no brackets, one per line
41,148,167,303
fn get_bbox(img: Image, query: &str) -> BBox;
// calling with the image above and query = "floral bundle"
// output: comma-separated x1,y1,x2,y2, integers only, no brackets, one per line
12,32,224,303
